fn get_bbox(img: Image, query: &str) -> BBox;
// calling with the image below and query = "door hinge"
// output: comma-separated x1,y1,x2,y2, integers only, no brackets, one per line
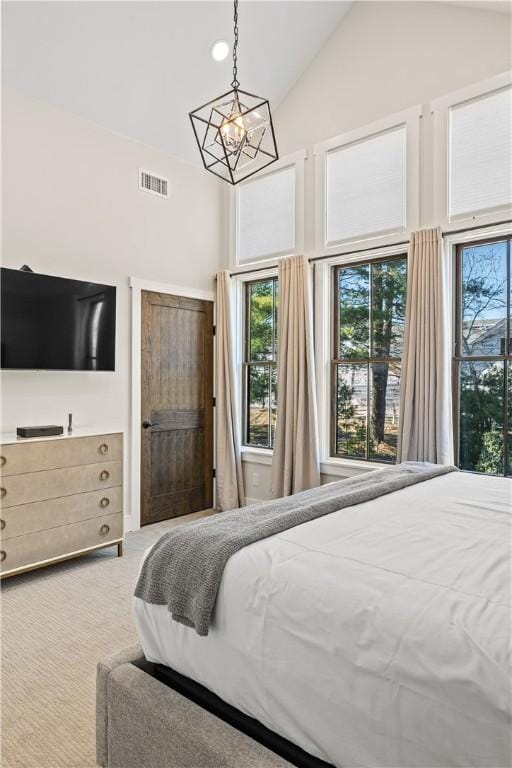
212,397,216,408
212,468,216,479
213,325,216,336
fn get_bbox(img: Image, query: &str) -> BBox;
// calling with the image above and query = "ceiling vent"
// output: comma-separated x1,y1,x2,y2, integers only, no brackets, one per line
139,169,169,199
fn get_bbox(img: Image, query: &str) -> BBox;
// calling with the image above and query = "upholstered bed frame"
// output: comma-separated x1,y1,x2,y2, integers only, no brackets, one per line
96,644,334,768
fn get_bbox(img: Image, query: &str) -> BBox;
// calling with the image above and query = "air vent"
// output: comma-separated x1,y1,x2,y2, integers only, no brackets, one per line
139,169,169,199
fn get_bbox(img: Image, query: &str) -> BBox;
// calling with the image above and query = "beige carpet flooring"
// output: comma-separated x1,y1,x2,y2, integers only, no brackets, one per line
1,510,214,768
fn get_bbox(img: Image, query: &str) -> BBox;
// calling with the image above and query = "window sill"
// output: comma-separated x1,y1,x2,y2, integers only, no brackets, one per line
320,458,388,477
240,451,391,475
240,447,273,466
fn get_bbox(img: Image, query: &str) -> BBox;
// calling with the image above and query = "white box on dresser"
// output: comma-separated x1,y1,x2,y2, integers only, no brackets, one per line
0,429,124,578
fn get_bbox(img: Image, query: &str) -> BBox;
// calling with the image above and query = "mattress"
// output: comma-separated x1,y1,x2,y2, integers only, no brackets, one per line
133,470,511,768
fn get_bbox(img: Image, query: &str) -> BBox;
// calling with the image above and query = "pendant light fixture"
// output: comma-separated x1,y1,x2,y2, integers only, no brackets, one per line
189,0,278,185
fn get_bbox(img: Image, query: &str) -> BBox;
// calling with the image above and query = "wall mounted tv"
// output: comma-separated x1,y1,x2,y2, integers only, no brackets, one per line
1,268,116,371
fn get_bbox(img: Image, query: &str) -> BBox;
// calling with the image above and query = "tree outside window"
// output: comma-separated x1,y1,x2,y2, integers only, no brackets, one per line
243,278,278,448
455,238,511,477
332,256,407,462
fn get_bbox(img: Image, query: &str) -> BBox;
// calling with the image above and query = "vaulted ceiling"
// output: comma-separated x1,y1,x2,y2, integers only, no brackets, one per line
2,1,352,164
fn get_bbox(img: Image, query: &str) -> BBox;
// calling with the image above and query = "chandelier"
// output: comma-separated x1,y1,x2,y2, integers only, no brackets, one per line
189,0,278,185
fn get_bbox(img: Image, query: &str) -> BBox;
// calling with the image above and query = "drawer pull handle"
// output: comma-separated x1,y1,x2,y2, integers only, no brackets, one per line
0,456,5,467
99,524,110,536
0,488,6,499
0,519,5,531
0,551,6,562
99,470,110,482
100,497,110,508
99,443,109,455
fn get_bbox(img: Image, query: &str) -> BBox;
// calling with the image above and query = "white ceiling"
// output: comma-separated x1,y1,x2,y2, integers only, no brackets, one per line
2,1,352,165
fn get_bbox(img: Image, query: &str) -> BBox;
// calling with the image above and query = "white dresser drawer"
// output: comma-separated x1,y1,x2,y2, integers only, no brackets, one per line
0,433,122,476
0,512,123,576
1,486,122,540
0,461,121,509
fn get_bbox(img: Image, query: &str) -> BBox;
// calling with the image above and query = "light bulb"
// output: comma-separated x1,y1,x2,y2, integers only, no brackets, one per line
211,40,229,62
220,111,247,152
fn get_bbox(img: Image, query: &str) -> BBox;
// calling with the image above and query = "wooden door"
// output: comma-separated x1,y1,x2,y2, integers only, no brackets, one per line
141,290,214,525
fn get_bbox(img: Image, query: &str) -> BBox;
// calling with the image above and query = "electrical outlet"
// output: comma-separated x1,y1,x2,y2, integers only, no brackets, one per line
252,472,260,487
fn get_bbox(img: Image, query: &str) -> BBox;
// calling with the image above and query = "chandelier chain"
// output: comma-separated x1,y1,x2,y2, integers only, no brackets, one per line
231,0,240,90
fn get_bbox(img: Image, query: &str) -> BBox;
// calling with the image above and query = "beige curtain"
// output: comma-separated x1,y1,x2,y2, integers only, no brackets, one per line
398,228,453,464
216,271,245,511
271,255,320,497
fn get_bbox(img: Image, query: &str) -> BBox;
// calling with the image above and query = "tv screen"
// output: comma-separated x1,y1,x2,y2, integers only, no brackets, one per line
1,268,116,371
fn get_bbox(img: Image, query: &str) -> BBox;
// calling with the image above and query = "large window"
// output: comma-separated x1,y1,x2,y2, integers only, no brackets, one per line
455,237,511,476
332,255,407,462
243,278,278,448
237,166,295,264
315,106,420,256
326,125,406,245
234,151,305,266
449,86,512,220
433,73,512,228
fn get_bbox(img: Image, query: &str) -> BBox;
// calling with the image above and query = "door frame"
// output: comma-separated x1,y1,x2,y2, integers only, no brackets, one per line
129,277,216,531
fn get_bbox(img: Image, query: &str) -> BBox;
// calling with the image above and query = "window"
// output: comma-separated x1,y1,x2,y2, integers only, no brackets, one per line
326,126,406,245
314,106,421,255
332,255,407,462
455,237,511,477
433,72,512,228
449,87,512,220
234,151,305,266
243,277,278,448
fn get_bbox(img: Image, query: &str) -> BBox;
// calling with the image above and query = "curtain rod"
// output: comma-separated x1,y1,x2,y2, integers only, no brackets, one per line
225,218,512,278
443,218,511,236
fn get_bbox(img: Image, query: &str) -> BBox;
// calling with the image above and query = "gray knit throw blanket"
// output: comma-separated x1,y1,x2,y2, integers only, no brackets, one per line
134,462,455,636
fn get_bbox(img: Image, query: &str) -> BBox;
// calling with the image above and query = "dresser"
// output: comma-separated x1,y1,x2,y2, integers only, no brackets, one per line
0,430,123,578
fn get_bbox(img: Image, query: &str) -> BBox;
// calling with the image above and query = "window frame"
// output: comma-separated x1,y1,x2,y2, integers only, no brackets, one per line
330,253,407,464
313,106,421,257
241,275,279,451
314,243,409,475
230,150,306,269
453,235,511,477
432,71,512,231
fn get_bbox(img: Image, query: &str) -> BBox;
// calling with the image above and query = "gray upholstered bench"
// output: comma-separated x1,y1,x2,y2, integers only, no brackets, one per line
96,644,292,768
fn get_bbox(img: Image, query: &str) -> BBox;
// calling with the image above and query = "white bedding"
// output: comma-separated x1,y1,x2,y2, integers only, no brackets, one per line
133,471,511,768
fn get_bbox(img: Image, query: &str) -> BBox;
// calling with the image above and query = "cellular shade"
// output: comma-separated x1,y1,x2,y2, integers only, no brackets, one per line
449,86,512,219
237,165,295,263
326,125,407,245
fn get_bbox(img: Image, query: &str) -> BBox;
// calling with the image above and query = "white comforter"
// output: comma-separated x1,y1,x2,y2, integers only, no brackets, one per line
133,471,511,768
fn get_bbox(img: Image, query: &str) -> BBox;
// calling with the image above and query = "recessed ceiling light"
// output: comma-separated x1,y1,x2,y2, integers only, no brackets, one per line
211,40,229,62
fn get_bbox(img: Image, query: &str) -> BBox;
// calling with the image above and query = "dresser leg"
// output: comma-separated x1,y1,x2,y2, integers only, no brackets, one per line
117,542,123,558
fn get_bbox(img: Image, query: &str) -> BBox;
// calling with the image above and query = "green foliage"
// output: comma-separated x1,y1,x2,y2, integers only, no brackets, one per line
458,241,510,477
459,362,504,475
247,279,277,447
249,280,275,362
336,258,406,461
476,430,504,475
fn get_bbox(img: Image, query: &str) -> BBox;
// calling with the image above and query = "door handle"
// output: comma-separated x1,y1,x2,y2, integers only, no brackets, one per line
142,420,159,429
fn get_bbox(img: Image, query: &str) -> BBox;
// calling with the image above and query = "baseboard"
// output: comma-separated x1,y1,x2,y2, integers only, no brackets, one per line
123,513,135,533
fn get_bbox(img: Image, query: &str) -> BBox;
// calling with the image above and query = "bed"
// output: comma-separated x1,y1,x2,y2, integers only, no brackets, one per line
130,469,511,768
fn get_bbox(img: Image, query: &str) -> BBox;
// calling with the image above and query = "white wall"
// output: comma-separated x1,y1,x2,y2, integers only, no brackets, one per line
1,90,226,526
243,0,512,502
242,457,342,506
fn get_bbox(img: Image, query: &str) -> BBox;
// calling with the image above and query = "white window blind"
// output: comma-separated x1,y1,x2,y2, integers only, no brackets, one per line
326,125,407,245
449,86,512,219
237,165,296,263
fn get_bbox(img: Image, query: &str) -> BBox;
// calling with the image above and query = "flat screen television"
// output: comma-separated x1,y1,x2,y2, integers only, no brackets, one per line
1,268,116,371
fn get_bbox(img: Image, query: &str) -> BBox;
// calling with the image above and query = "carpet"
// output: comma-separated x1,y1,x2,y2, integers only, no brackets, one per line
1,510,213,768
